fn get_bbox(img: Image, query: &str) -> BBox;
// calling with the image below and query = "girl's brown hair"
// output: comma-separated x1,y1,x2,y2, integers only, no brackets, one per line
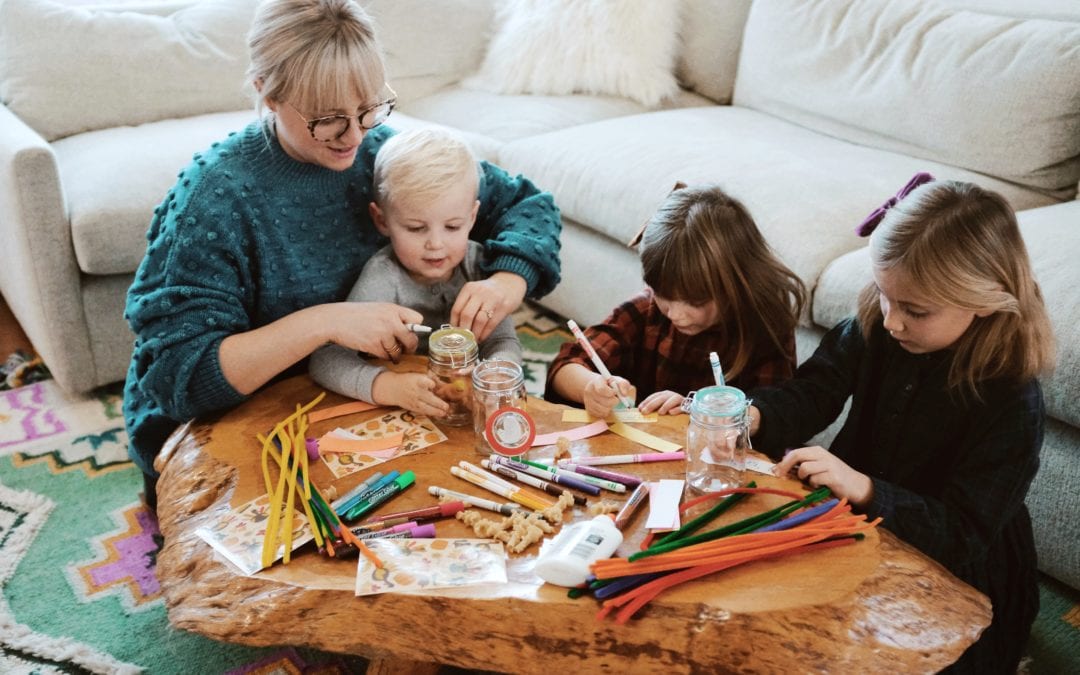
856,180,1054,393
638,184,807,381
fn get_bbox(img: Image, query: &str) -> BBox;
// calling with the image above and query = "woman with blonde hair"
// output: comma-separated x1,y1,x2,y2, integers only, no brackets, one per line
749,176,1054,673
123,0,561,505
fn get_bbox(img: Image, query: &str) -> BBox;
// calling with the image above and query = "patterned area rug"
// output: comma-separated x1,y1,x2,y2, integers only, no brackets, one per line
1,304,1077,674
0,304,571,674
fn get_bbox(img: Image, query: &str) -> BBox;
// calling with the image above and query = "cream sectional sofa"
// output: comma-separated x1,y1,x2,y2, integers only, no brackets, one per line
0,0,1077,591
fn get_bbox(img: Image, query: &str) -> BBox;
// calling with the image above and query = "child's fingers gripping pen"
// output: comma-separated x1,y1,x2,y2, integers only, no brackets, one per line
567,319,635,410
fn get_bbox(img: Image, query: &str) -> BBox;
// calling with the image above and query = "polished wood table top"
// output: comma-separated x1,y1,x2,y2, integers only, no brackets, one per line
154,371,991,674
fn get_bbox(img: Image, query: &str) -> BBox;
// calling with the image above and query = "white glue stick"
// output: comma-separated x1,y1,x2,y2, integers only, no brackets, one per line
533,514,623,587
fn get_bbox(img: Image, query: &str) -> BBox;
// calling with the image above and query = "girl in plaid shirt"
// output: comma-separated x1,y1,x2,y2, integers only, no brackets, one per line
546,184,806,418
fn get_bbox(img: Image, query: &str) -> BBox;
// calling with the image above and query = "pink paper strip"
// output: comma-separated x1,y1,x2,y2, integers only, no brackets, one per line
531,419,609,447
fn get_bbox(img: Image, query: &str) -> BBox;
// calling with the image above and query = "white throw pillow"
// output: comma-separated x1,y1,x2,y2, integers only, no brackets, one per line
464,0,680,107
0,0,257,141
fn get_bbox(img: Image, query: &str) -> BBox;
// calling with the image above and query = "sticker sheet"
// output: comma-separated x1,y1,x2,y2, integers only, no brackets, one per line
195,493,313,575
355,538,507,596
322,409,447,478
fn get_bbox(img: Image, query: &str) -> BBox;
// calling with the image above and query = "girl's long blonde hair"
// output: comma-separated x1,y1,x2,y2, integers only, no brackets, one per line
637,185,806,381
857,180,1054,393
247,0,385,118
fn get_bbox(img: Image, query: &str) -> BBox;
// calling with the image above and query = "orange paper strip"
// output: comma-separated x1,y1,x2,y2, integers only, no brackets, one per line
308,400,380,424
317,431,404,454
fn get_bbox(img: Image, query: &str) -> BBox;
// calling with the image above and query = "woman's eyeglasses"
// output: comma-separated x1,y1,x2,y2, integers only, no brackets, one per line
287,85,396,142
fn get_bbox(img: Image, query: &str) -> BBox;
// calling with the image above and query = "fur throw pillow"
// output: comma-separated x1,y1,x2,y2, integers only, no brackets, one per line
465,0,680,107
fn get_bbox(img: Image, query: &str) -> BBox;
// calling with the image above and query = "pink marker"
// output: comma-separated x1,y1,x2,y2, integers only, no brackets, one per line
563,452,685,466
567,320,635,409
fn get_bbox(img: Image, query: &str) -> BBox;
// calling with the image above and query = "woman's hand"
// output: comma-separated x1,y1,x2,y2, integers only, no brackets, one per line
773,446,874,508
371,372,450,418
583,374,634,419
451,272,527,341
327,302,423,363
639,390,685,415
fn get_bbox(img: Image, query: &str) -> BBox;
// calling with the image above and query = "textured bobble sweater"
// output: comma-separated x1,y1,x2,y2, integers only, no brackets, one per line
123,121,561,476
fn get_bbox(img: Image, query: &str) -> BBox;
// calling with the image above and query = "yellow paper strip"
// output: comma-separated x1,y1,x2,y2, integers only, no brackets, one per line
562,408,658,424
609,422,683,453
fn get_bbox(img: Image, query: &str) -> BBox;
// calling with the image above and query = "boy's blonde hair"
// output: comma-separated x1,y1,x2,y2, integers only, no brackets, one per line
247,0,385,117
373,128,480,208
637,185,807,381
857,180,1055,393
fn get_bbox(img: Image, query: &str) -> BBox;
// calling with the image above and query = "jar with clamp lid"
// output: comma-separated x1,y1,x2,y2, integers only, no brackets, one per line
427,324,478,426
683,385,749,493
471,359,529,455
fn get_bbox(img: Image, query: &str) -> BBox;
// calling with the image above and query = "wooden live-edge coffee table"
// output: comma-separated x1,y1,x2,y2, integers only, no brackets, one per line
154,372,991,674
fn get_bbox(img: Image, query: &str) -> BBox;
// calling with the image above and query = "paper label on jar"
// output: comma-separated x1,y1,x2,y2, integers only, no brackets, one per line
485,407,536,456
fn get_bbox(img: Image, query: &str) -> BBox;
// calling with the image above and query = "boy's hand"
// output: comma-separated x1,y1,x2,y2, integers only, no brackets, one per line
583,374,633,419
371,372,449,418
639,390,685,415
773,446,874,508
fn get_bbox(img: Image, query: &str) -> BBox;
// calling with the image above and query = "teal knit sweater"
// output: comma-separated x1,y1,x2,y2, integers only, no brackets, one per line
123,121,561,476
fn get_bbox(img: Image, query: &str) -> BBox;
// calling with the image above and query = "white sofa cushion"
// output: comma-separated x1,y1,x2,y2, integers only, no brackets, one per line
55,111,257,275
814,200,1080,429
401,86,712,144
0,0,256,141
464,0,680,107
675,0,754,104
496,105,1058,297
364,0,496,104
734,0,1080,195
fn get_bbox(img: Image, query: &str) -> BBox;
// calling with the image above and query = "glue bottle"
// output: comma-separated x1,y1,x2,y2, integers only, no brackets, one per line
534,514,623,587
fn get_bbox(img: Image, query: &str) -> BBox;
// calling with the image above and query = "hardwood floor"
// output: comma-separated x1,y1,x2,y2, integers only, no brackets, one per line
0,294,35,358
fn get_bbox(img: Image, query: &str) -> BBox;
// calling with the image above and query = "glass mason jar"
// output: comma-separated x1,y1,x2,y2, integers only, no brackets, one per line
684,385,749,493
427,325,479,427
471,359,528,455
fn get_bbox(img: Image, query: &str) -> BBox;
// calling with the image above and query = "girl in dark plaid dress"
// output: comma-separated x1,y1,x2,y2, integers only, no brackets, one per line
749,178,1055,674
546,184,806,418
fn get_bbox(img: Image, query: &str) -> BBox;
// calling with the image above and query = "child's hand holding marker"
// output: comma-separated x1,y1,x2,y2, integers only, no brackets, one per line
582,374,635,419
773,446,874,508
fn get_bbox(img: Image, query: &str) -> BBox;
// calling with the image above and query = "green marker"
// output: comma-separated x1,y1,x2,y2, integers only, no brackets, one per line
344,470,415,521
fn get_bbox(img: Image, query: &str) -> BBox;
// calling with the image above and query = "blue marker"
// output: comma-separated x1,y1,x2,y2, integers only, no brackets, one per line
335,470,399,518
344,471,415,521
709,351,725,386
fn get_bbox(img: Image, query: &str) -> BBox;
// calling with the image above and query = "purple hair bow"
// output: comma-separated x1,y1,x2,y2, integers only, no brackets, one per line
855,172,934,237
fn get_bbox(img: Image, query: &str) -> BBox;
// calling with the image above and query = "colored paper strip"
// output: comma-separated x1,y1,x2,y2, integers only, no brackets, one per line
608,422,683,453
308,400,381,424
531,419,609,447
561,408,658,424
318,431,404,454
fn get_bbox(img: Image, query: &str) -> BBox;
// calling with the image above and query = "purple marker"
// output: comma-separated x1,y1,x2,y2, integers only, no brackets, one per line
561,462,643,488
492,456,600,496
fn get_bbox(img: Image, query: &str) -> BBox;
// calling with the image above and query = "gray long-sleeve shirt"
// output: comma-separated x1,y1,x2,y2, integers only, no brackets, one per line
310,242,522,402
